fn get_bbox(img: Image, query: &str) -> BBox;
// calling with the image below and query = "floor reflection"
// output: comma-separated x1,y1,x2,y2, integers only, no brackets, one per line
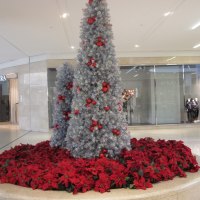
0,124,200,157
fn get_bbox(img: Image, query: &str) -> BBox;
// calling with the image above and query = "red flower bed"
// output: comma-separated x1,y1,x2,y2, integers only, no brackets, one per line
0,138,199,194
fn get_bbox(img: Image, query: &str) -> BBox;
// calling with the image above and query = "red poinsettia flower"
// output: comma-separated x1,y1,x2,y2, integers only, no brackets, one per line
0,138,199,194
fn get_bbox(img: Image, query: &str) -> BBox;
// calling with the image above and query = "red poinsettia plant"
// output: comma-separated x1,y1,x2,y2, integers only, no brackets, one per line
0,138,199,194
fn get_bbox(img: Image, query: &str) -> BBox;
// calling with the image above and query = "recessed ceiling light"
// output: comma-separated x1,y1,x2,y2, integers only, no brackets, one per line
166,56,176,61
191,22,200,30
193,43,200,49
60,13,70,19
71,46,75,49
164,11,173,17
134,44,140,48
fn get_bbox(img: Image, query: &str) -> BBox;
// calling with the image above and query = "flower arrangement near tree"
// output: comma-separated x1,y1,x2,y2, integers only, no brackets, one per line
0,139,199,193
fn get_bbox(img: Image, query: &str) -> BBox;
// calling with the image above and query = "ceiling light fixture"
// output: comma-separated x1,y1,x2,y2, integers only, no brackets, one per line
193,43,200,49
164,11,173,17
134,44,140,48
60,12,70,19
71,46,75,49
191,22,200,30
166,56,176,61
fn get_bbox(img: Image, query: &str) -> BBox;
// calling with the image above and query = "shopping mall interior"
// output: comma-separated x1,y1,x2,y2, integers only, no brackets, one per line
0,0,200,199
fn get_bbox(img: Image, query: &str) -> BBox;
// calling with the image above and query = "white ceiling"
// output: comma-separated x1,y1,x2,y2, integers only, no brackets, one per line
0,0,200,67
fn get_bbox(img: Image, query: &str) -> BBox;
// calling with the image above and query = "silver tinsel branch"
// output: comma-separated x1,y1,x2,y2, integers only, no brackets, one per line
64,0,131,158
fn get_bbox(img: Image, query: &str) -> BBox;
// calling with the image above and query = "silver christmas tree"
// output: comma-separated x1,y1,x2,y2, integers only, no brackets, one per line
50,63,74,147
65,0,131,158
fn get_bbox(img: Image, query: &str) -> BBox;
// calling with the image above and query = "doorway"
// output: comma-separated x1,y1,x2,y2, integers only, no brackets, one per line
0,80,10,122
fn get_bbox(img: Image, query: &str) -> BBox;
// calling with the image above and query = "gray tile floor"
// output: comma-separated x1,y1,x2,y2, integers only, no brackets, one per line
0,123,200,156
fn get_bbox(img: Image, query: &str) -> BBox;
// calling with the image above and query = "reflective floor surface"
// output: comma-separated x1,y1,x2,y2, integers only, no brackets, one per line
0,123,200,156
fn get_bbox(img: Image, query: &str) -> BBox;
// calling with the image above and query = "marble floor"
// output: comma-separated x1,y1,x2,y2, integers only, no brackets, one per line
0,122,200,156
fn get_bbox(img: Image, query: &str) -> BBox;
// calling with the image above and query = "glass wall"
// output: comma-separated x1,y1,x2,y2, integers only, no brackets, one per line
121,64,200,125
121,66,156,125
47,64,200,127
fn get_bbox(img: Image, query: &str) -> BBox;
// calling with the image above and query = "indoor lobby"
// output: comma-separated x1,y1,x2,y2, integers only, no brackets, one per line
0,0,200,200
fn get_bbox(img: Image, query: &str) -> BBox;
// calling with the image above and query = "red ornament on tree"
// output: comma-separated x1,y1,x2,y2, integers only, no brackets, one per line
92,120,98,126
74,110,80,115
102,87,109,93
65,115,70,121
63,110,71,121
86,98,97,107
89,126,94,132
86,103,91,108
87,17,96,25
102,82,110,93
66,82,73,90
99,153,104,158
96,41,104,47
54,124,59,129
76,86,81,93
87,58,96,68
88,0,93,4
92,100,97,105
86,98,92,104
102,149,108,154
63,111,68,116
98,124,103,130
104,106,110,111
96,36,105,47
112,129,121,136
58,95,65,101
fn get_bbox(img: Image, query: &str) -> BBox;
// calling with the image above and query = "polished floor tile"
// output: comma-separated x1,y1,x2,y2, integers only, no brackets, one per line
129,124,200,156
0,123,28,151
0,124,200,156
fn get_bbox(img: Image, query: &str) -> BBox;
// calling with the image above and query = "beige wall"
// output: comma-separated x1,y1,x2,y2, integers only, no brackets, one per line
46,56,200,68
119,56,200,65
